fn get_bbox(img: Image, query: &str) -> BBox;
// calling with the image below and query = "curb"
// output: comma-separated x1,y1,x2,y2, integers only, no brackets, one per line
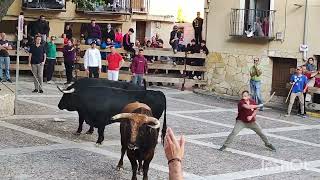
193,89,288,112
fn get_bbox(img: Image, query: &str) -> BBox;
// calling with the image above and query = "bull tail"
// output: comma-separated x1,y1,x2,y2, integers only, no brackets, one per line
143,78,147,90
161,95,167,146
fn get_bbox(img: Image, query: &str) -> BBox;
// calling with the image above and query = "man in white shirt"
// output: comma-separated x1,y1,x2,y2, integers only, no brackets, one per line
84,41,101,78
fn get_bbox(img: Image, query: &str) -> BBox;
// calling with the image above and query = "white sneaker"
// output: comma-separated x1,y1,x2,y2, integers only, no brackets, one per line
198,76,202,80
173,62,177,66
284,114,290,117
47,80,54,84
193,76,198,80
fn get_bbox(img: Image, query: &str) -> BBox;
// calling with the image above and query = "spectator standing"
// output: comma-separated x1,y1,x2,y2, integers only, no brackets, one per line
192,12,203,44
64,24,73,40
83,19,102,46
46,36,57,84
286,67,308,117
169,25,182,54
130,49,148,86
84,41,101,78
262,17,269,37
0,33,13,82
306,57,317,72
106,46,124,81
63,39,76,84
105,24,115,42
250,58,264,110
28,35,46,93
123,28,135,58
193,40,209,80
219,91,276,151
114,28,123,48
32,15,50,42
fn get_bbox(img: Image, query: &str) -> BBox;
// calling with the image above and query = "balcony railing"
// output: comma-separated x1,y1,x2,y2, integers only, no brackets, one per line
22,0,66,11
131,0,149,13
76,0,131,15
230,9,275,39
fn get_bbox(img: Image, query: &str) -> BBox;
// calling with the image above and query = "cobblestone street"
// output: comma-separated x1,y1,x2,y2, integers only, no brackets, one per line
1,80,320,180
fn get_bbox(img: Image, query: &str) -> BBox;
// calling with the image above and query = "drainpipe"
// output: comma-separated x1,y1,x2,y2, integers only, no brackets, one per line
303,0,308,61
204,0,210,41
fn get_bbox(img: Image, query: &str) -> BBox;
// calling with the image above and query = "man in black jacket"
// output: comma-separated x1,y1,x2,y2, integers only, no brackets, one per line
31,15,50,42
123,28,135,59
169,25,182,54
193,12,203,44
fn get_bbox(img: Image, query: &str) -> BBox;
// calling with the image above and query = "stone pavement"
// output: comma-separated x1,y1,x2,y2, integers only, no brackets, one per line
0,80,320,180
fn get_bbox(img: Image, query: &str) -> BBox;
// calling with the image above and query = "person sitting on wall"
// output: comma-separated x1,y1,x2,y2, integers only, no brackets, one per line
82,19,102,46
114,27,123,48
64,23,73,40
123,28,135,59
31,15,50,42
105,24,115,42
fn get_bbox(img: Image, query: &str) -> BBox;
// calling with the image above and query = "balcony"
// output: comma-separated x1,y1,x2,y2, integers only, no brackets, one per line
131,0,149,13
76,0,131,15
22,0,66,11
230,9,275,40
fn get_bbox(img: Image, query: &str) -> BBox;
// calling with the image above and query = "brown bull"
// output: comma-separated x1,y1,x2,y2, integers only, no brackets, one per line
112,102,160,180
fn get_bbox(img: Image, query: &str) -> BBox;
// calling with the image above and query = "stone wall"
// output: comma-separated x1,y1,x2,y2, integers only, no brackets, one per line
0,91,15,118
205,52,274,100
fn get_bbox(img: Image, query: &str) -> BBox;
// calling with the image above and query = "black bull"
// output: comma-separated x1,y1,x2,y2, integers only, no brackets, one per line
58,86,167,145
59,78,146,135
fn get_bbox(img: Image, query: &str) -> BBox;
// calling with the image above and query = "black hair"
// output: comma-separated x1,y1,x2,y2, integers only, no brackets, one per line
242,90,250,95
139,48,144,52
308,57,314,61
129,28,134,33
201,40,206,44
191,39,196,42
40,15,45,18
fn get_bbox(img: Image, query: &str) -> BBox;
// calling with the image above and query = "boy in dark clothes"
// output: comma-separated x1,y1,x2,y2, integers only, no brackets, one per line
130,49,148,86
219,91,276,151
123,28,135,59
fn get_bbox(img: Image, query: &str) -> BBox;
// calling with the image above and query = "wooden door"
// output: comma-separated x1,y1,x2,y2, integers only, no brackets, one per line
136,21,146,44
272,58,297,97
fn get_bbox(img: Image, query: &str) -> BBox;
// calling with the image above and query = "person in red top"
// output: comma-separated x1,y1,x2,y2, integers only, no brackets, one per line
219,91,276,151
130,49,148,86
106,46,124,81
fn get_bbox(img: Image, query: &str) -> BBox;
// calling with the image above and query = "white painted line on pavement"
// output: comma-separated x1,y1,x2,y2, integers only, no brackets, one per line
169,113,234,128
167,97,221,109
18,95,62,98
0,121,74,144
0,114,78,120
185,125,320,140
0,144,77,156
265,133,320,148
0,120,202,179
168,109,228,114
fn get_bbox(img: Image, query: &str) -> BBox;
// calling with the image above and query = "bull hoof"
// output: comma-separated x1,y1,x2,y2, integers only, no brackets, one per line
85,131,93,135
137,169,142,175
95,143,103,147
116,166,123,171
73,132,81,136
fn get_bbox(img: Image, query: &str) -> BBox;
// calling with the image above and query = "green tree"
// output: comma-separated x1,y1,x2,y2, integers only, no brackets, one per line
0,0,15,20
177,6,185,23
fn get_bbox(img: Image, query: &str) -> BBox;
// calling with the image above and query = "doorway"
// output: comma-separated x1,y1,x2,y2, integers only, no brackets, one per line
136,21,146,45
272,58,297,97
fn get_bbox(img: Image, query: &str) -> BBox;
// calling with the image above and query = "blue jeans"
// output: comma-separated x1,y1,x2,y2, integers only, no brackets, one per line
250,80,263,105
133,74,144,86
0,56,10,80
86,38,101,46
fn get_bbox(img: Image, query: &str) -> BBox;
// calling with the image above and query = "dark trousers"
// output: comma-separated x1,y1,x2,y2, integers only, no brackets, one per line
170,40,179,51
64,60,74,83
46,59,56,81
298,93,307,115
89,67,99,78
194,59,205,77
124,45,136,57
195,29,203,44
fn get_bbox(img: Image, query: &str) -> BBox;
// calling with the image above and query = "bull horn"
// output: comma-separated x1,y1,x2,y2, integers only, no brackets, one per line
111,113,134,121
63,88,75,94
57,86,64,93
147,117,160,129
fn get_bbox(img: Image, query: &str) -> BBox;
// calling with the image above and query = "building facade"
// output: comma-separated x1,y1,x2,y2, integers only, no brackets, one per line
205,0,320,100
1,0,175,47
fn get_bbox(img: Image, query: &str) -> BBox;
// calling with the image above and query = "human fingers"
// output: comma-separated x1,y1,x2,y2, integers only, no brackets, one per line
179,135,185,158
168,128,179,147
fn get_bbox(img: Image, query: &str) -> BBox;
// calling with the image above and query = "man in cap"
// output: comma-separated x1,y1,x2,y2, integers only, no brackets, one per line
84,40,102,78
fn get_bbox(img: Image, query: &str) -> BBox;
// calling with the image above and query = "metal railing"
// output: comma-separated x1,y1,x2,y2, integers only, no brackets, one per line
22,0,66,10
230,9,276,39
131,0,149,13
76,0,131,14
